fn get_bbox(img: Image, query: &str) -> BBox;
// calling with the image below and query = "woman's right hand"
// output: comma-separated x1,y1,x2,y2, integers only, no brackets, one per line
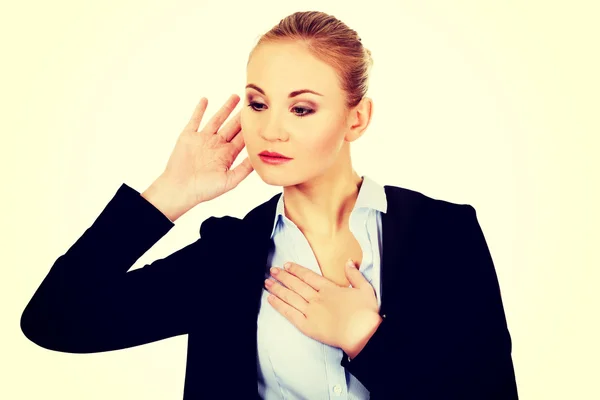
145,94,254,220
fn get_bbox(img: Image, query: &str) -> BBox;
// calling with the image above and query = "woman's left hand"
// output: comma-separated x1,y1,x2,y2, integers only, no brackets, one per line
264,259,383,359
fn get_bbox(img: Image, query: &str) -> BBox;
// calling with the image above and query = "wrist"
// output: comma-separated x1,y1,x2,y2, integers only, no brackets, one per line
343,311,383,359
141,177,192,222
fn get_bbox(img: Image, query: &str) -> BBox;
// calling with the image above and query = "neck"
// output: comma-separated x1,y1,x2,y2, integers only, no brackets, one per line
282,163,363,239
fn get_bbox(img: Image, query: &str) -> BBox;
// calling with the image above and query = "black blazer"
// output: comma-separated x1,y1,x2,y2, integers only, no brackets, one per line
21,182,518,399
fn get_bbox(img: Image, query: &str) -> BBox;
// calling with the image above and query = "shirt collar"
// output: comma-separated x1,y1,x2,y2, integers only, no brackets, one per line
269,175,388,239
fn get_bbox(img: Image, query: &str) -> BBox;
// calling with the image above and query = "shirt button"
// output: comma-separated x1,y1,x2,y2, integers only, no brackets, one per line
333,384,342,394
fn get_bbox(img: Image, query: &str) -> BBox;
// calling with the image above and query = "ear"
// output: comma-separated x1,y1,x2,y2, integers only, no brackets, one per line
344,97,373,143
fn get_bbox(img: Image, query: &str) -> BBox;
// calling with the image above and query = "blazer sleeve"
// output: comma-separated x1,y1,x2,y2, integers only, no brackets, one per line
20,183,226,354
340,204,519,399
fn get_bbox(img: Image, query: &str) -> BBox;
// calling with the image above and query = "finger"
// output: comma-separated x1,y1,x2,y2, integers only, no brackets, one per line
284,262,335,292
270,266,318,302
229,127,246,151
265,278,308,315
267,292,307,329
217,109,242,142
204,94,240,135
225,157,254,189
184,97,208,132
344,259,368,290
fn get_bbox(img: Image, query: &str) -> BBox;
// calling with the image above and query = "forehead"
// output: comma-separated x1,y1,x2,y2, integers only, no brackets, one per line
246,42,340,97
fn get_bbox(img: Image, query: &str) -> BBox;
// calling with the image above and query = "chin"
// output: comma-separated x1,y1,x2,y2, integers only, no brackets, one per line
256,170,290,187
254,166,301,187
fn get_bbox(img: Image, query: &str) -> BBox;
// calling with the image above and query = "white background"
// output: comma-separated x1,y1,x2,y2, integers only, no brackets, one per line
2,1,599,398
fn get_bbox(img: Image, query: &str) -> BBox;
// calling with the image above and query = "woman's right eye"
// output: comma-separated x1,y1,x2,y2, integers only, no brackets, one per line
247,102,265,111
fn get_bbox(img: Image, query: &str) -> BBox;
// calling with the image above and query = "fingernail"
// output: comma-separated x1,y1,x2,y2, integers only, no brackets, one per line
346,258,354,268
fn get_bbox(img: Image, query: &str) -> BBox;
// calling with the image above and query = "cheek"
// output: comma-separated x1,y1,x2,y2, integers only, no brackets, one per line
240,121,254,147
299,126,343,156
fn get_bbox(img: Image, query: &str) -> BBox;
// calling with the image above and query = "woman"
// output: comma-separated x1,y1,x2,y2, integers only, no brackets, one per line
20,11,518,400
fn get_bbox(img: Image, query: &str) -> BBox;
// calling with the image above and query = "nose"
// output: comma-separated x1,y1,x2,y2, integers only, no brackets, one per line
256,111,289,142
261,131,286,142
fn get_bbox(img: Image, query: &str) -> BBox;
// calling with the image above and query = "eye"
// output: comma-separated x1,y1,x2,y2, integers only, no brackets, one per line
247,102,266,111
292,106,314,118
247,102,314,118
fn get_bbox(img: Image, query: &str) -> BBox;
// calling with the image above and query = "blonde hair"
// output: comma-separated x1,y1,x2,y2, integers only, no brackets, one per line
247,11,374,111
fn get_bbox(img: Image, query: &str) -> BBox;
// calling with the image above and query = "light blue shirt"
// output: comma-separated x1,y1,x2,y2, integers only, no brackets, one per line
257,175,388,400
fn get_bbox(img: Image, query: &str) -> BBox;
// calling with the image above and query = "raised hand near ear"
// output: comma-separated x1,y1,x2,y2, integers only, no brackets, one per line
143,94,254,221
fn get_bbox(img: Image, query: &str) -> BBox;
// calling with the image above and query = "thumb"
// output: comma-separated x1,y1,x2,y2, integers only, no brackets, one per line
345,258,367,289
227,157,254,188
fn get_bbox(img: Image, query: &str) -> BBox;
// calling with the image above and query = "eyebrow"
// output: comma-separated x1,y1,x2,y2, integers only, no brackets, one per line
245,83,323,98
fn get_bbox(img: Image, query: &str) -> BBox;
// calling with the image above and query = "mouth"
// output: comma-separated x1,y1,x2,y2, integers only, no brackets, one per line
259,151,291,159
258,153,293,165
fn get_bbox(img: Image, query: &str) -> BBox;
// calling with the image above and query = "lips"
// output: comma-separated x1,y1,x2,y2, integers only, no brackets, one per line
259,151,291,159
258,152,293,165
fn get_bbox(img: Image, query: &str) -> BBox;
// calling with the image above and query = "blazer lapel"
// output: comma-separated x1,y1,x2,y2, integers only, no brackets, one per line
378,185,424,317
242,192,281,317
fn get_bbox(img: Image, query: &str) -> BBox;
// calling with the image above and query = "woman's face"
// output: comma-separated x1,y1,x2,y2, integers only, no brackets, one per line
242,41,356,187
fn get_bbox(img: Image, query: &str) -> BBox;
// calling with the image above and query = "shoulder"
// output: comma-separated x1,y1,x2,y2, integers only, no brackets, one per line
199,214,242,237
198,191,280,239
385,186,493,280
384,183,476,220
383,183,479,242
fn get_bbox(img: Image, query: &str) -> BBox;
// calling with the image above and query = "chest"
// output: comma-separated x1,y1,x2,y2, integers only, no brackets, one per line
303,229,364,287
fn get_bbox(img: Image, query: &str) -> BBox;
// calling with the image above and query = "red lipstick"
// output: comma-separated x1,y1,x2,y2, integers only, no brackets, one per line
259,151,291,159
259,151,292,165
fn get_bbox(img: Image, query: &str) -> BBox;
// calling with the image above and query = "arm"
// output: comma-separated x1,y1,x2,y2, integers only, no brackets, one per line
457,205,519,399
20,183,226,354
340,204,519,399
